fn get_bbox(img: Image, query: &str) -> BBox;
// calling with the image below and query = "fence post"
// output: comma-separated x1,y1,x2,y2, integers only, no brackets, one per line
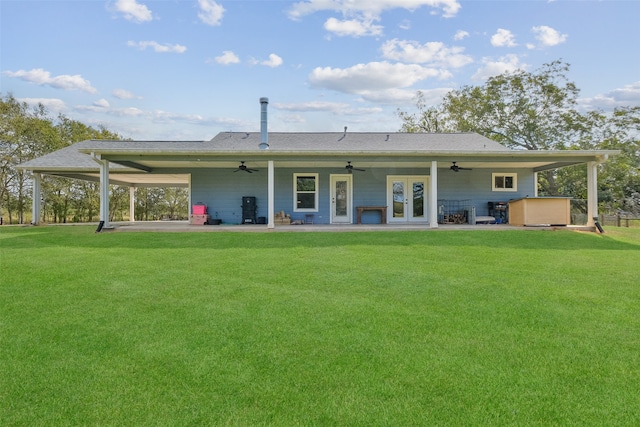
617,214,621,227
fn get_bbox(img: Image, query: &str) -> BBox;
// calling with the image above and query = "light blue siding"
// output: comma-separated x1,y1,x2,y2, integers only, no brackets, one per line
437,167,535,217
189,167,536,224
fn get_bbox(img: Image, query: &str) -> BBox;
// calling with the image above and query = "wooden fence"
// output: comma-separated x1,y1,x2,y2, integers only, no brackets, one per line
601,215,640,228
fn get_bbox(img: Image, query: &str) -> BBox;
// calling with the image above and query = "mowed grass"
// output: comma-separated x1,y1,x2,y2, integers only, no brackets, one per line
1,226,639,426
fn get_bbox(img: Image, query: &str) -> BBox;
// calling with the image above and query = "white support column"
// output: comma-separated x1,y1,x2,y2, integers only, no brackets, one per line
188,174,192,215
534,172,539,197
429,160,439,228
99,158,110,228
32,173,41,225
267,160,275,229
129,187,136,222
587,161,598,227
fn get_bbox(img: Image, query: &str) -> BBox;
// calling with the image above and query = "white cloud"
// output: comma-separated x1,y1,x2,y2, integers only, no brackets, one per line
288,0,461,38
324,17,383,37
18,98,67,112
198,0,224,26
274,101,351,113
607,81,640,102
274,101,383,116
412,87,454,105
453,30,469,41
381,39,473,68
578,81,640,110
127,41,187,53
308,61,449,98
256,54,283,68
471,55,525,81
114,0,153,23
399,20,411,30
214,50,240,65
359,88,423,104
531,25,568,47
112,89,139,99
3,68,97,93
93,99,110,108
288,0,462,20
491,28,517,47
76,104,146,116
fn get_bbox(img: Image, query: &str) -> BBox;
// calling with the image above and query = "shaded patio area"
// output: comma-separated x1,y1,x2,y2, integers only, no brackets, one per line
104,221,596,233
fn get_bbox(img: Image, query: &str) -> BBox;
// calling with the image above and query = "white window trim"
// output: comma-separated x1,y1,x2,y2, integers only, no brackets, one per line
492,173,517,192
293,173,319,212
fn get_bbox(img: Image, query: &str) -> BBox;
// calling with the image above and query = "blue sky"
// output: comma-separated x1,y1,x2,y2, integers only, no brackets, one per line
2,0,639,141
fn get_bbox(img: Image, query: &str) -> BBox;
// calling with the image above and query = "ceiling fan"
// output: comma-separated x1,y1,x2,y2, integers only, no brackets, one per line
345,161,365,174
233,161,259,173
450,162,472,172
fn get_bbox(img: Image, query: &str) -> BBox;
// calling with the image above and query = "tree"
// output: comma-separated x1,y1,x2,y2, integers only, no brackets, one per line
0,93,122,224
442,60,580,151
397,92,452,133
0,94,60,223
397,61,639,211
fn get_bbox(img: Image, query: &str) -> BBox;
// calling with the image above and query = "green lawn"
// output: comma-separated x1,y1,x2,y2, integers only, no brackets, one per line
1,226,639,426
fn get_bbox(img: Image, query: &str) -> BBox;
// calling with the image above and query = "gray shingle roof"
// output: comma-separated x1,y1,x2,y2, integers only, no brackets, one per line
65,132,510,155
210,132,511,152
17,140,132,171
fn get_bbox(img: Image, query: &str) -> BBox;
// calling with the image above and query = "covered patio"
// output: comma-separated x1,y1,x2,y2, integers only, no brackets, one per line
19,135,614,232
97,220,595,233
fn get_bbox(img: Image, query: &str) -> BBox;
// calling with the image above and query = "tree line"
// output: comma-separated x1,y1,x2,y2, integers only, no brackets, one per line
0,94,188,224
397,60,639,216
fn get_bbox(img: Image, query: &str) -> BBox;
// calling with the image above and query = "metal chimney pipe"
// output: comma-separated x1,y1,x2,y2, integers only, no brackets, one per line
259,97,269,150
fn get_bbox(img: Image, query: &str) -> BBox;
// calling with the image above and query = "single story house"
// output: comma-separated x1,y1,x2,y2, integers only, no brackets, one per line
19,98,617,230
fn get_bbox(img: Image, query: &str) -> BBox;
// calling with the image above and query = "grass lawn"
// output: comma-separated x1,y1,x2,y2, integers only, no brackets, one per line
1,226,639,426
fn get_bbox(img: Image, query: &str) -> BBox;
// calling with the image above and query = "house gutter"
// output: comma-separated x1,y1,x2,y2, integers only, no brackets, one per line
77,148,620,159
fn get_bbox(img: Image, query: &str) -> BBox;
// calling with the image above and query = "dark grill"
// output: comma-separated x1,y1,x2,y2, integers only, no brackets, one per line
242,196,257,224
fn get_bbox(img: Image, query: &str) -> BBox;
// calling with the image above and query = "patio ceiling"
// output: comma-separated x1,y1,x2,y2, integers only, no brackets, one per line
32,153,610,187
97,150,606,177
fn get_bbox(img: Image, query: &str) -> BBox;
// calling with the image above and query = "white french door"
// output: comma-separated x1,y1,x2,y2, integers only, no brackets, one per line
386,176,429,223
330,174,352,223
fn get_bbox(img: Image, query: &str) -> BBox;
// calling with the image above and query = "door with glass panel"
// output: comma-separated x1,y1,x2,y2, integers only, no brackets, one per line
330,174,352,223
386,176,428,223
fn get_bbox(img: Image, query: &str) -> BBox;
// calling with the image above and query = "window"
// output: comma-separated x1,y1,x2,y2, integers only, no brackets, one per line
294,173,318,212
492,173,517,192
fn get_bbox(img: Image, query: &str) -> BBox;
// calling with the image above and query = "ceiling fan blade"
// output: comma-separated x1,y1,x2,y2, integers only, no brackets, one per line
233,161,258,173
345,162,365,172
450,162,470,171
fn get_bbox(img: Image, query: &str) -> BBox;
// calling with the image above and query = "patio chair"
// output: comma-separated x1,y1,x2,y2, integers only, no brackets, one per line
305,214,314,224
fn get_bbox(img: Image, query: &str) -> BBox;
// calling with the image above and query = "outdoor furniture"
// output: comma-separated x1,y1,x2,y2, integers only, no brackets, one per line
356,206,387,224
304,214,314,224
